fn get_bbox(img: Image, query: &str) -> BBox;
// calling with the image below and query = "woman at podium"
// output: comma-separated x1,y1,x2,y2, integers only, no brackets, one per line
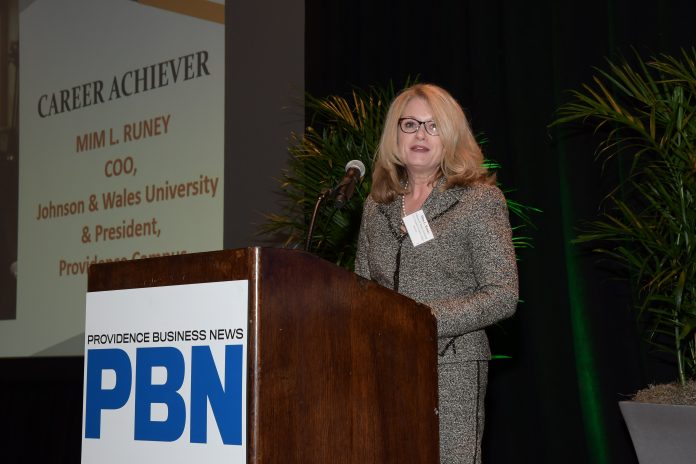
355,83,518,464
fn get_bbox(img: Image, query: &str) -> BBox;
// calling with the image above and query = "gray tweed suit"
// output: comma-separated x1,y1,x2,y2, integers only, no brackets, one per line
355,180,518,464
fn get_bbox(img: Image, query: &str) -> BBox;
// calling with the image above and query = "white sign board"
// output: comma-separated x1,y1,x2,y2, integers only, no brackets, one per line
82,280,247,464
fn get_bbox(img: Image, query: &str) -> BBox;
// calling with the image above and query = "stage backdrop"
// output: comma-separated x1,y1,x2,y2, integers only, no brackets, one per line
2,0,225,356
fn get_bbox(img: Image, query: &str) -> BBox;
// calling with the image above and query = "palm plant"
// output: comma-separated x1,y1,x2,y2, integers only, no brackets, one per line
553,49,696,386
260,84,395,269
261,82,537,270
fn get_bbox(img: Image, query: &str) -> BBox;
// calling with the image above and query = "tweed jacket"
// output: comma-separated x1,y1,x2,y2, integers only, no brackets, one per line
355,181,518,362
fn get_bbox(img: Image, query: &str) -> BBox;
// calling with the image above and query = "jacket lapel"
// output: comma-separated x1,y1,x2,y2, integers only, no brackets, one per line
377,199,404,239
422,179,465,221
376,178,466,238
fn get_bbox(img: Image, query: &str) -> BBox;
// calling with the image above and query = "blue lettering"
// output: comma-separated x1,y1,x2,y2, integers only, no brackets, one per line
83,345,244,444
84,348,132,438
134,347,186,441
190,345,243,445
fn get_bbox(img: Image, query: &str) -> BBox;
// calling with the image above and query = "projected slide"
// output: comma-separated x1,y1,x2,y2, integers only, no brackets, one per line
1,0,225,356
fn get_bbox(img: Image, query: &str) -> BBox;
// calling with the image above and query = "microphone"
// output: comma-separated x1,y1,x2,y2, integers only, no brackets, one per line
333,160,366,208
305,159,366,252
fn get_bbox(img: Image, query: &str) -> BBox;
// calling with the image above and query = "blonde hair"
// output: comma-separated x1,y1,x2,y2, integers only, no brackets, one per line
371,83,493,203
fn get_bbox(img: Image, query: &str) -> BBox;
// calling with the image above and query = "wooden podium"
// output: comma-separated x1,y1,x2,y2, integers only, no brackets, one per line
88,247,439,463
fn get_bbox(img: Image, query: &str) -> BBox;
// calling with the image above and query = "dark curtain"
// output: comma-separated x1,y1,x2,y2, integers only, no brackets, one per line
0,357,84,462
306,1,694,463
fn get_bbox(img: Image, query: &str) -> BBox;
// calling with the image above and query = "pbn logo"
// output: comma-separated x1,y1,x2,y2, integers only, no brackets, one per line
84,345,243,445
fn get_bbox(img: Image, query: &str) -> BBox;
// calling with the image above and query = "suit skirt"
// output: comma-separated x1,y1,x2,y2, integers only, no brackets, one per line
438,360,488,464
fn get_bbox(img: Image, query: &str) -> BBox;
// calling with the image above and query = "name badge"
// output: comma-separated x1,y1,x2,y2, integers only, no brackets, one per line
403,210,434,246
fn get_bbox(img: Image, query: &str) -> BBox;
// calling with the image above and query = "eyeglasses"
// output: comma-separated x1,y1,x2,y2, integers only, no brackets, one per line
398,118,439,136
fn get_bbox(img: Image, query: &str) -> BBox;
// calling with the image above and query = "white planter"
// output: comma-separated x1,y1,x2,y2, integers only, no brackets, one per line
619,401,696,464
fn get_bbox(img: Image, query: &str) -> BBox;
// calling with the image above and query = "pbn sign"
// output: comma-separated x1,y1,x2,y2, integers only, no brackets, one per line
84,344,243,445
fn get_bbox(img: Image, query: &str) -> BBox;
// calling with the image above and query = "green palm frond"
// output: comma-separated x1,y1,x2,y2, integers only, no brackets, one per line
553,48,696,384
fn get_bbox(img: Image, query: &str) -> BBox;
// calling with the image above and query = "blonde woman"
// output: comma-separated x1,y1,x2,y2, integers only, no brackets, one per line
355,83,518,463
